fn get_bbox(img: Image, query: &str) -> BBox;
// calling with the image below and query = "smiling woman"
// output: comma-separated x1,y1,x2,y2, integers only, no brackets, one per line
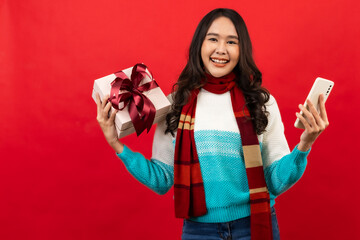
201,17,240,77
96,8,330,240
165,8,270,137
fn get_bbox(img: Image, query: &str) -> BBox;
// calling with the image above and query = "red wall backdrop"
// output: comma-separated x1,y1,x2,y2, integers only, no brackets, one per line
1,0,359,239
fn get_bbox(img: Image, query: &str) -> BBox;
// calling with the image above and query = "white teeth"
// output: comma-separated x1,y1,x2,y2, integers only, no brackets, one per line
211,58,228,64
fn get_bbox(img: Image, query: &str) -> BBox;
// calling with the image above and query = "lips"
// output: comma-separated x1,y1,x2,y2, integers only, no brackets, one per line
210,57,229,64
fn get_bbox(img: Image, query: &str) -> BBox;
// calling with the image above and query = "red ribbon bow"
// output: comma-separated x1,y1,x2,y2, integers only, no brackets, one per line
108,63,158,136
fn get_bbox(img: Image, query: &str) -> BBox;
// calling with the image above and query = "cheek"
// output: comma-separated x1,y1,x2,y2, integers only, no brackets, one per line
201,47,210,63
231,47,240,62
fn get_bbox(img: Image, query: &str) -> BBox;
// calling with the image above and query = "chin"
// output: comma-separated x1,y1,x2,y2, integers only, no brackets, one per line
208,69,231,78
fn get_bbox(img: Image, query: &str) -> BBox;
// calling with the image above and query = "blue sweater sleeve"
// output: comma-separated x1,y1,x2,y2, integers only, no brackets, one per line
117,145,174,195
264,145,310,196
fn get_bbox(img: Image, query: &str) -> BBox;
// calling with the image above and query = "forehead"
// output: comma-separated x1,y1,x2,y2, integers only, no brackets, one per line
207,16,238,36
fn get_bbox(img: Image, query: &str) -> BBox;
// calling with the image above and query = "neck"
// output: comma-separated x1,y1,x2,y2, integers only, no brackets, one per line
205,72,236,80
202,72,236,94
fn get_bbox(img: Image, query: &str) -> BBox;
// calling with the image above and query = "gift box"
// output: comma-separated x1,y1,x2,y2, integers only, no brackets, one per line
92,63,171,138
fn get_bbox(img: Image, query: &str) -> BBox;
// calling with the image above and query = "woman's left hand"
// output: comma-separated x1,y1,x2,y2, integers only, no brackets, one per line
296,94,330,151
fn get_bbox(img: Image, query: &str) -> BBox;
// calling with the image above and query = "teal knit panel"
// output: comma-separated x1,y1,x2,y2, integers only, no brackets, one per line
195,130,247,204
190,130,254,222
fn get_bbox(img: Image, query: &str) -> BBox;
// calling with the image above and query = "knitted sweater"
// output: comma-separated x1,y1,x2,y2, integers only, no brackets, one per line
117,89,310,223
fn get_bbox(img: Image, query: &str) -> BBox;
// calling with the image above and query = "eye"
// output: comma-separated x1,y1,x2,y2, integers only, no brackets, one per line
227,40,238,45
208,38,217,42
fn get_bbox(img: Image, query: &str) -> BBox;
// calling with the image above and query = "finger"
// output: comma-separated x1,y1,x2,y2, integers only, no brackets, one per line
296,112,312,132
101,95,110,109
109,109,118,123
319,94,329,125
96,93,101,114
299,104,317,130
306,99,324,127
103,101,112,118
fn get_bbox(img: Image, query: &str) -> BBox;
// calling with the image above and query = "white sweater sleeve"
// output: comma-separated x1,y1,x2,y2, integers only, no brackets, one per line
261,95,310,196
261,95,291,168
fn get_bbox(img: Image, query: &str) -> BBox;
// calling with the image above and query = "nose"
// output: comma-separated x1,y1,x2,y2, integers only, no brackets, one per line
215,41,227,55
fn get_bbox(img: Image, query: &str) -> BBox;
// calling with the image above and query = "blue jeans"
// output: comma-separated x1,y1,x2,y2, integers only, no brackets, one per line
181,207,280,240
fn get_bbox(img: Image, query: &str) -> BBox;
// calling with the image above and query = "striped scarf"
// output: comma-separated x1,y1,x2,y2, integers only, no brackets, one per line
174,72,273,240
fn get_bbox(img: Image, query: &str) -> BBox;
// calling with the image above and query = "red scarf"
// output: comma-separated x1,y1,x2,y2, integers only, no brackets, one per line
174,72,273,240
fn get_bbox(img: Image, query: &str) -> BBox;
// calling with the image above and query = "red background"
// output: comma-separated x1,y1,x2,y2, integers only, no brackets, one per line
1,0,359,239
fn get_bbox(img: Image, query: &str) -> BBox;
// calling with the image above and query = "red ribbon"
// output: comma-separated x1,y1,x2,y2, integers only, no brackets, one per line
108,63,158,136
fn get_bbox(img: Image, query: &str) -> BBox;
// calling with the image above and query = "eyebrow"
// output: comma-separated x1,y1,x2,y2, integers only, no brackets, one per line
206,33,239,40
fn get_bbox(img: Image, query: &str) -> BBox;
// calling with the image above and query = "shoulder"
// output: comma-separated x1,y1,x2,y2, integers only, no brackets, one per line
263,94,284,132
265,94,281,115
265,94,277,107
167,92,175,104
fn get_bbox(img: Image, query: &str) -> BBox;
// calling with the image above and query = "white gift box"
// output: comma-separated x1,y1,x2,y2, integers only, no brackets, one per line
92,65,171,138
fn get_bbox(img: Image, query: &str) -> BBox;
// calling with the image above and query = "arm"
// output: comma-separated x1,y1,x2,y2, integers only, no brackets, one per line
117,120,175,195
96,93,174,195
261,96,310,196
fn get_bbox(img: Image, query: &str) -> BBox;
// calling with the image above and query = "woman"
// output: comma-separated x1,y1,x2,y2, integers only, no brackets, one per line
96,8,329,240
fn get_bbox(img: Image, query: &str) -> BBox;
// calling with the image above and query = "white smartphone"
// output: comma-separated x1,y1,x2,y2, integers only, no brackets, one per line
294,77,334,129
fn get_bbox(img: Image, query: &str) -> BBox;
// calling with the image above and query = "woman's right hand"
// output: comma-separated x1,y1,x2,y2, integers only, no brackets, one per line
96,93,124,153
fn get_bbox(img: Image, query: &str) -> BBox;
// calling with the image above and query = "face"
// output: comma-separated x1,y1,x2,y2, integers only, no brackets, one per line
201,16,240,78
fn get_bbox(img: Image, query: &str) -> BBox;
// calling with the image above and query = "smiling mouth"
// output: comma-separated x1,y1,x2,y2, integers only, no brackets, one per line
210,57,229,64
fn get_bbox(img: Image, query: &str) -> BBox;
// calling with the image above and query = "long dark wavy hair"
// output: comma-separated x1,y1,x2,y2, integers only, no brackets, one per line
165,8,270,136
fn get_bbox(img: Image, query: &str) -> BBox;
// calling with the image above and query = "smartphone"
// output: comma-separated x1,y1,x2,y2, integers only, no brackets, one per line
294,77,334,129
